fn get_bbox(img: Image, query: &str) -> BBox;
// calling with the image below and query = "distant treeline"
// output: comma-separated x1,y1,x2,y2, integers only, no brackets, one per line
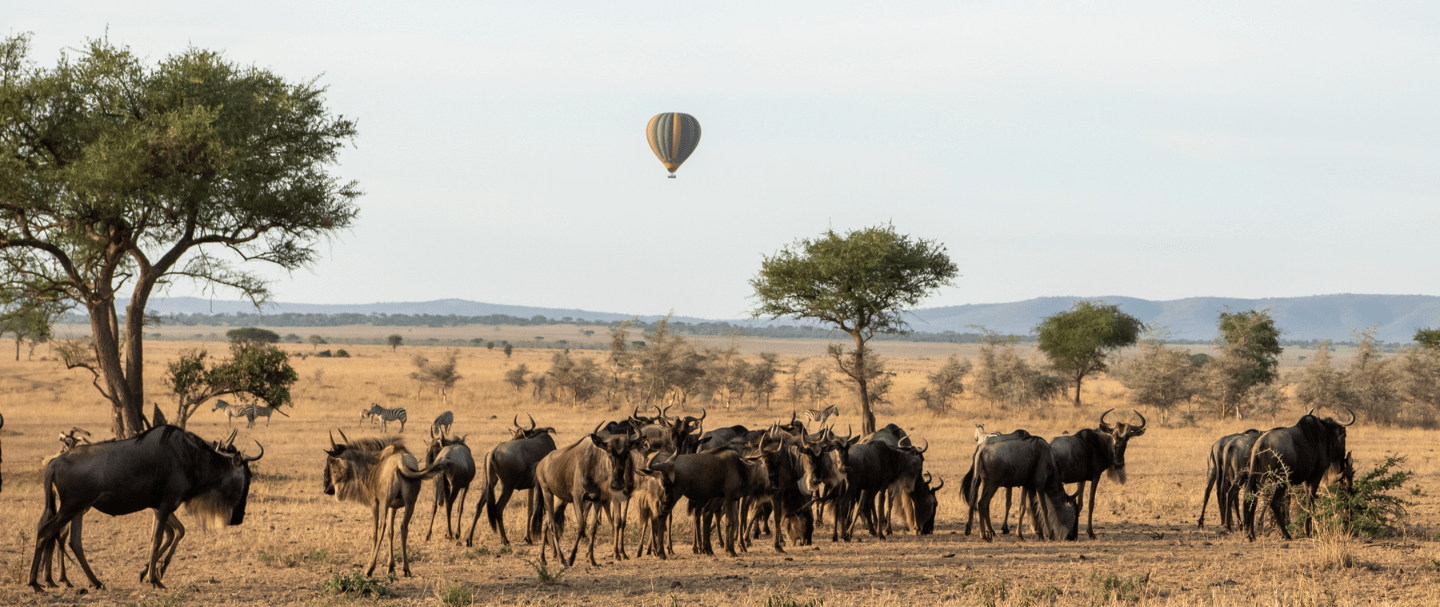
56,310,1406,350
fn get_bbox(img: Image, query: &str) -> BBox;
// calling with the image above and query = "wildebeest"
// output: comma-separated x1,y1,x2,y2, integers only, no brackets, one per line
466,414,558,547
1198,429,1261,530
912,472,944,535
965,431,1078,542
423,432,476,541
962,429,1030,535
364,404,408,432
833,438,913,541
322,430,451,576
697,424,750,451
648,443,776,557
1244,409,1355,541
28,426,262,591
431,411,454,437
1049,408,1147,538
535,424,642,567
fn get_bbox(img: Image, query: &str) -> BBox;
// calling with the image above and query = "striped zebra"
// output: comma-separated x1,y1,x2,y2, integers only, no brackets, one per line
212,399,253,427
246,405,290,427
365,403,408,433
431,411,454,437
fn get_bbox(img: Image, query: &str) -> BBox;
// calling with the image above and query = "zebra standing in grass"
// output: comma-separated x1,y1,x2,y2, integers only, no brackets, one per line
246,405,290,427
213,399,254,427
365,403,408,433
431,411,454,437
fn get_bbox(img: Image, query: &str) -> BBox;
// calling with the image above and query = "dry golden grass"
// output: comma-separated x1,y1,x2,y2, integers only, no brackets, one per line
0,334,1437,606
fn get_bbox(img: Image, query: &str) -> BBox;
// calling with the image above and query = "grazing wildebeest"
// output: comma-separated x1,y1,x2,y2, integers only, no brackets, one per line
466,414,558,547
364,404,408,432
535,425,642,567
423,432,476,541
1049,408,1147,538
965,432,1078,542
912,472,944,535
1198,429,1260,530
322,430,451,576
648,444,775,557
1244,409,1355,541
833,439,912,541
962,429,1030,535
28,426,262,591
431,411,454,437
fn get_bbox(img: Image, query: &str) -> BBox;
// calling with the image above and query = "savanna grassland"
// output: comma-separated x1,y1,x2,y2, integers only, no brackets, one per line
0,330,1438,607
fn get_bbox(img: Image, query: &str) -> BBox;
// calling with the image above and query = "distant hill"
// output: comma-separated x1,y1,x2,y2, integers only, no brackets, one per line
125,294,1440,343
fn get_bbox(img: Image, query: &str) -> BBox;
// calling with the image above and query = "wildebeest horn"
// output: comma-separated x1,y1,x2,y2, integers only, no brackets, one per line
790,411,796,425
899,435,912,448
932,476,945,492
1307,407,1317,417
329,430,338,449
592,421,606,436
1100,408,1114,426
337,428,349,444
697,407,707,422
632,405,642,419
243,441,265,462
1340,409,1356,426
225,429,238,449
916,437,929,454
1132,409,1146,429
513,414,522,429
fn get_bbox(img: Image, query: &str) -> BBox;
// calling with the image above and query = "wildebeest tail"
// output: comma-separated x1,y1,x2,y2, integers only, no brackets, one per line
398,457,452,480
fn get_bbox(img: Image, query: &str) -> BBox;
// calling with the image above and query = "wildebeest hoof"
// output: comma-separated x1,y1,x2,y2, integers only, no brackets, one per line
29,583,45,593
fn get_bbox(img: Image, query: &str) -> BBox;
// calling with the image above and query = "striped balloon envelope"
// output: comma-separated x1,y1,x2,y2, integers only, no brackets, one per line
646,113,702,178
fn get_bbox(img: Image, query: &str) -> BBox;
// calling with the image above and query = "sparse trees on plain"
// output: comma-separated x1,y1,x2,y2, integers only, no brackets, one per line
1415,328,1440,350
411,349,462,401
226,327,280,344
388,335,403,351
309,335,327,350
915,354,972,416
504,363,531,393
0,296,58,360
1113,332,1199,421
544,350,603,408
971,331,1062,410
164,342,298,428
1035,300,1145,407
0,35,359,437
751,224,957,434
1200,309,1283,419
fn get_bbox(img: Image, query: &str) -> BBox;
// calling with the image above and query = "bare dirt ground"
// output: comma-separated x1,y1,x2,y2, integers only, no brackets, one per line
0,338,1437,606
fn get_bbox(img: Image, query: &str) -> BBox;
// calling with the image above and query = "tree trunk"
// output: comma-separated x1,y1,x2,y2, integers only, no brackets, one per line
852,332,876,435
1073,375,1084,407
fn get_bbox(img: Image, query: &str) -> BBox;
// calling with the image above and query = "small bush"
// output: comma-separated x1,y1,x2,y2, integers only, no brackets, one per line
1089,570,1147,603
528,559,567,585
323,571,394,597
335,349,350,358
316,349,333,358
1313,456,1412,538
435,581,476,606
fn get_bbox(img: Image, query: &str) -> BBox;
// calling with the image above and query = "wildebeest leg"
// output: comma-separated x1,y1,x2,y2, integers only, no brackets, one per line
1085,478,1101,538
425,478,445,541
365,504,389,576
566,499,589,567
977,483,999,542
399,500,417,576
1269,484,1292,540
141,508,174,588
772,495,786,554
1000,487,1012,534
67,514,104,590
450,484,468,541
1015,488,1028,541
156,515,185,579
1199,465,1217,528
723,499,741,557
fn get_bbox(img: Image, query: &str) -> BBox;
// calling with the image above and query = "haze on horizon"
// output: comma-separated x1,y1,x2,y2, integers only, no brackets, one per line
11,2,1440,320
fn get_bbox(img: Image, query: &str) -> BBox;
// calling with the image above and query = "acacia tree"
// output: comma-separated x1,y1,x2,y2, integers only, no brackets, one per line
165,342,298,428
751,225,956,434
0,295,59,360
1202,309,1284,419
0,35,359,437
1035,300,1145,407
387,334,403,351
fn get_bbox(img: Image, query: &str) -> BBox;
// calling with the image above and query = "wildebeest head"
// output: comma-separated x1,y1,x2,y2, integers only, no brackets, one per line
199,430,264,527
510,413,557,440
588,424,641,493
322,429,400,501
1305,407,1356,475
1098,409,1147,483
913,472,944,534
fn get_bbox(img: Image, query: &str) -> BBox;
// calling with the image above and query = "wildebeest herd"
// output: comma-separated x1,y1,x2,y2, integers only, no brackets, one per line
9,403,1362,594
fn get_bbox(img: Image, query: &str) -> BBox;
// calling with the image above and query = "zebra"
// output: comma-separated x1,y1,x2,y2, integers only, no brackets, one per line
432,411,454,437
246,405,290,427
213,400,254,427
365,403,408,433
805,404,840,426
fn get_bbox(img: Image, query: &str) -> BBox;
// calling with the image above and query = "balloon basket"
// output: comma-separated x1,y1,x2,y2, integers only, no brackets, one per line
667,175,676,179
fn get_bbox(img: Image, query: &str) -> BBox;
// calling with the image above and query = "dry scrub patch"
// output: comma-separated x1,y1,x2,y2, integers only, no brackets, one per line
0,339,1435,605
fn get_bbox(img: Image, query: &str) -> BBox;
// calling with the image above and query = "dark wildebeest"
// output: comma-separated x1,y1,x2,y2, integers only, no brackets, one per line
648,444,776,557
1049,408,1147,538
1198,429,1261,530
797,428,853,540
423,432,476,541
466,414,557,547
1244,409,1355,541
322,430,451,576
912,472,944,535
833,439,913,541
965,432,1078,542
962,429,1030,535
535,425,642,567
431,411,454,437
28,426,262,591
697,424,749,451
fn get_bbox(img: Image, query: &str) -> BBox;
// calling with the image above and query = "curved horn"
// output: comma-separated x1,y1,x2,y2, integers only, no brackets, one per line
917,437,929,454
527,413,536,431
632,405,642,420
932,477,945,492
899,435,912,448
1307,407,1317,417
243,441,265,462
1340,408,1356,426
697,407,707,422
513,414,522,429
329,430,338,450
790,411,797,425
1100,408,1115,426
337,428,349,444
1132,409,1147,430
592,421,606,436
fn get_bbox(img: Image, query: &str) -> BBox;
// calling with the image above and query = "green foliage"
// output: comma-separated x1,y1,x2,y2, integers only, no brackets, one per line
0,295,59,360
316,349,332,357
1217,309,1284,387
972,330,1062,410
435,581,476,607
1088,570,1147,603
309,335,327,349
334,349,350,358
323,572,394,597
164,342,297,428
387,334,403,351
1416,328,1440,350
411,349,462,399
226,327,280,344
1035,300,1145,407
0,33,359,437
283,333,301,343
504,363,530,392
544,349,603,406
751,224,957,433
527,559,567,585
503,344,513,358
915,354,972,415
1313,456,1412,538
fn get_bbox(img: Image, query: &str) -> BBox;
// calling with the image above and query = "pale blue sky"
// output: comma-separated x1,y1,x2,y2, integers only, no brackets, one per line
11,2,1440,319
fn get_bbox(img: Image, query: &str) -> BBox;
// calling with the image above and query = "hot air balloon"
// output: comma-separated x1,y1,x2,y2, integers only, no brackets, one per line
646,113,701,178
